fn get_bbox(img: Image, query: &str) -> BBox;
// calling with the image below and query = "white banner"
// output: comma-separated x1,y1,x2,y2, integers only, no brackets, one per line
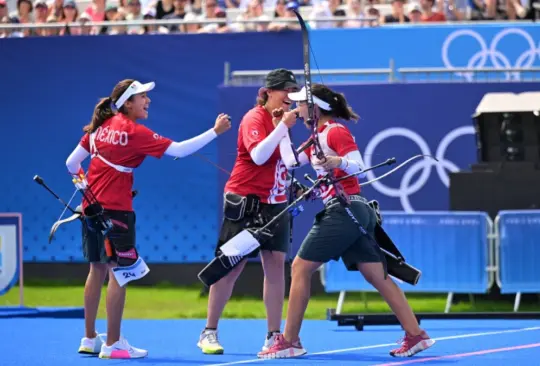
0,224,18,295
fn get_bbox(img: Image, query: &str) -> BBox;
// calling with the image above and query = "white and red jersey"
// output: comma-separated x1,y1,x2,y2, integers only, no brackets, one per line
224,105,288,204
303,121,361,203
79,113,173,212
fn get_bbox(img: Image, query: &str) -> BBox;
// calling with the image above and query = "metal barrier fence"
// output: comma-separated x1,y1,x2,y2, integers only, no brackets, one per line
320,210,540,315
225,65,540,84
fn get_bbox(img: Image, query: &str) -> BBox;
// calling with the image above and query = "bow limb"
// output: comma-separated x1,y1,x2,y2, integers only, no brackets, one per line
360,154,438,187
48,188,79,242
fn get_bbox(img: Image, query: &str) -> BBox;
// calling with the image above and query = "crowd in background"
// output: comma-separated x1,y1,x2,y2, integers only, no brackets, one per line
0,0,536,37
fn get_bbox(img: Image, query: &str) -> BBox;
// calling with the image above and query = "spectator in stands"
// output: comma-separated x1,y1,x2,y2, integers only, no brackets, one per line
198,6,231,32
437,0,465,20
365,6,380,26
116,0,129,14
41,13,60,35
11,0,33,23
0,0,8,20
57,0,78,35
408,2,423,21
163,0,187,32
34,0,49,23
10,0,34,36
47,0,64,21
126,0,144,33
3,16,25,36
83,0,106,21
309,0,344,29
109,11,128,34
231,0,270,32
511,0,529,18
343,0,366,28
183,11,200,32
0,15,8,37
97,4,117,34
76,11,93,34
223,0,240,9
379,0,410,23
150,0,175,18
418,0,446,20
142,8,169,33
267,0,301,31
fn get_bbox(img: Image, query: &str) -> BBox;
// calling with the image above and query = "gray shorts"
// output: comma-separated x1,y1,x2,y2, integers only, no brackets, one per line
297,196,384,271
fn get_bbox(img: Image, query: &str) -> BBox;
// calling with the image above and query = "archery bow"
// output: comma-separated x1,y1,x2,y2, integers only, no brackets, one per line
292,9,350,206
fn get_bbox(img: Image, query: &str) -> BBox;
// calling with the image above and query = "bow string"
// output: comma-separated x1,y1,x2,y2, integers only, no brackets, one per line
360,154,438,187
293,9,350,205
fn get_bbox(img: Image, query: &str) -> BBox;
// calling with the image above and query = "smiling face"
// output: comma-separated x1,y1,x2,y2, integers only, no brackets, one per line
266,87,297,112
124,92,151,120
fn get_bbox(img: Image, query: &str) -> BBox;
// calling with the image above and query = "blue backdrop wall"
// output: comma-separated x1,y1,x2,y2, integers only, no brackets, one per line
1,23,539,264
0,32,302,263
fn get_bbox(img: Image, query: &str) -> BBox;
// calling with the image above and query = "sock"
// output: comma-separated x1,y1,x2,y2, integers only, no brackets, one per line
205,327,217,332
267,330,280,339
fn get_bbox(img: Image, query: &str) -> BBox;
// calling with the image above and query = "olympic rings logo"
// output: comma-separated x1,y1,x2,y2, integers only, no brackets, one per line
441,28,540,82
363,126,475,213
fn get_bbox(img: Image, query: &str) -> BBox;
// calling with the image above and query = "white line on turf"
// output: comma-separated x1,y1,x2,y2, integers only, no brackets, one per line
204,326,540,366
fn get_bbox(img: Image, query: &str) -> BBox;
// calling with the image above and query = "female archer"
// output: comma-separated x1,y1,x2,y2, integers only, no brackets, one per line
257,83,435,359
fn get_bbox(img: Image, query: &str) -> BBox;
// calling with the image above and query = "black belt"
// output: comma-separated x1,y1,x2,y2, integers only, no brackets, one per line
325,195,367,207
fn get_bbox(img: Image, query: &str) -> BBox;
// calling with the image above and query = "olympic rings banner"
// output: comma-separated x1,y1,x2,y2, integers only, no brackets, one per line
310,23,540,82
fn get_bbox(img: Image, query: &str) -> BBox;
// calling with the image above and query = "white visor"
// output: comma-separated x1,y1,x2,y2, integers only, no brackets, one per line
288,86,332,111
115,80,155,109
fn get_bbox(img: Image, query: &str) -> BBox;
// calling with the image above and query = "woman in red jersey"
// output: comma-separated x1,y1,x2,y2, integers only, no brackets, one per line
258,83,435,359
65,79,231,360
197,68,300,355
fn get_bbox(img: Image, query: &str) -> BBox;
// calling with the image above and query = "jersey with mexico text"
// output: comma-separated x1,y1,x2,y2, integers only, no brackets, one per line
225,105,289,204
79,113,173,212
304,121,361,203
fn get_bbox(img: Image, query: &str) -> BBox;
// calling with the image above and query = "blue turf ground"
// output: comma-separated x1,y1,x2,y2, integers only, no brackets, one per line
1,318,540,365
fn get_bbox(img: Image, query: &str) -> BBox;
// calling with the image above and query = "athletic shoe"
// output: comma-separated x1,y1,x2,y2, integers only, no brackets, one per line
78,332,104,354
257,334,307,359
389,330,435,357
262,331,281,351
197,329,224,354
98,337,148,359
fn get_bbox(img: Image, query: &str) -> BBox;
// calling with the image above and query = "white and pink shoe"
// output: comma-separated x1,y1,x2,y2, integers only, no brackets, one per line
257,334,307,359
98,337,148,359
389,330,435,357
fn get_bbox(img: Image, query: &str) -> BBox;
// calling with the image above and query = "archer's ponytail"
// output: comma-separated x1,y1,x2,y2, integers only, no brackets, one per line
83,97,115,133
82,79,136,134
330,92,359,122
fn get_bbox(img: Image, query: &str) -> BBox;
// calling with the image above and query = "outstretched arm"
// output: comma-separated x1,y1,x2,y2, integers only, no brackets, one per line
163,113,231,159
163,128,218,159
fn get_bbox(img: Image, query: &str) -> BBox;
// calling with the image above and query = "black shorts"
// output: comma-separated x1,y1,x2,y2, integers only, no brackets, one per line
215,202,290,258
297,196,384,271
82,209,136,264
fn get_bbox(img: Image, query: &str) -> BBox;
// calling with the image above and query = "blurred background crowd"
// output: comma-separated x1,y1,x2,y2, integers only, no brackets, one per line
0,0,536,37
